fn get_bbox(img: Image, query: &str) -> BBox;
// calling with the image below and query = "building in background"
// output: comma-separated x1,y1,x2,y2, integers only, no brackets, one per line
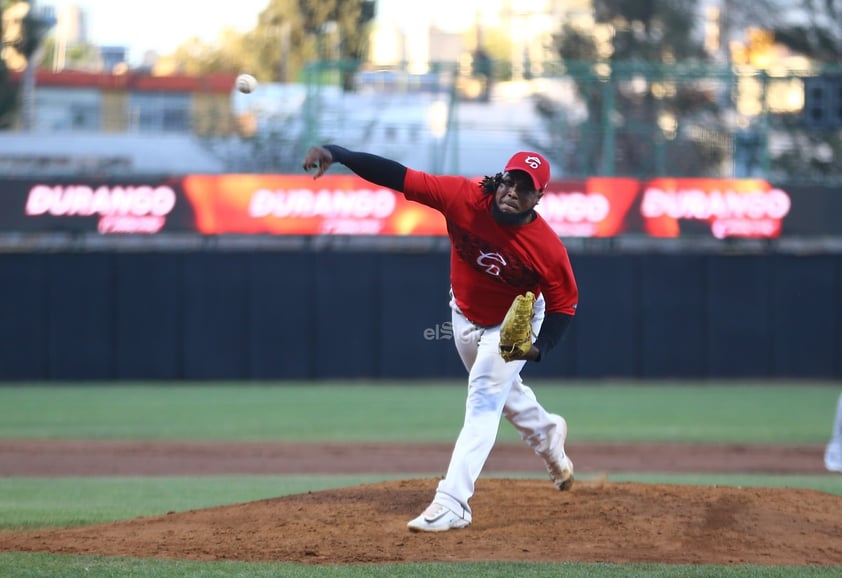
0,68,239,176
56,2,86,43
2,0,834,181
52,1,87,71
6,69,238,134
99,46,127,73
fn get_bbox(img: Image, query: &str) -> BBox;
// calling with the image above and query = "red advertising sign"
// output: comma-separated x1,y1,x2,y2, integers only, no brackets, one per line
640,178,792,239
538,178,640,237
182,174,446,235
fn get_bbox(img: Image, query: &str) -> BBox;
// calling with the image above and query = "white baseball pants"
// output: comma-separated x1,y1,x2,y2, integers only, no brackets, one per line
433,292,562,521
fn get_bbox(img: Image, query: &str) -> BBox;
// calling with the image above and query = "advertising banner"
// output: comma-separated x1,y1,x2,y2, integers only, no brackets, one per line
0,178,196,234
1,173,833,238
537,178,640,237
182,174,444,236
640,178,792,239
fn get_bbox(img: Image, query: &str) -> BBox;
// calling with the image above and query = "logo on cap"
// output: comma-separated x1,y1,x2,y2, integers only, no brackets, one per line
523,156,542,169
505,151,550,191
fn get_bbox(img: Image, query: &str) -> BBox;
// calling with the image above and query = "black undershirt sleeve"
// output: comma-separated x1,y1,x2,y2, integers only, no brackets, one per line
533,313,574,362
323,145,408,193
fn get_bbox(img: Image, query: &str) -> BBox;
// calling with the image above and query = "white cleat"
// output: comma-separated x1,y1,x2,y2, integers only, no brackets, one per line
826,441,842,473
543,415,575,491
407,502,471,532
547,453,575,491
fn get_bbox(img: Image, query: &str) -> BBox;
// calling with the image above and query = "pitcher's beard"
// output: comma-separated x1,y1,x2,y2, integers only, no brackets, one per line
491,201,535,226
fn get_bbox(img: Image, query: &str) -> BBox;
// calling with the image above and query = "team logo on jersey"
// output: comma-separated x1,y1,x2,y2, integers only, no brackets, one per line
450,224,540,287
477,251,507,276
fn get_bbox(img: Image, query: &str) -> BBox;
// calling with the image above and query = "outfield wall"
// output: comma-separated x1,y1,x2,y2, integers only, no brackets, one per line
1,251,839,381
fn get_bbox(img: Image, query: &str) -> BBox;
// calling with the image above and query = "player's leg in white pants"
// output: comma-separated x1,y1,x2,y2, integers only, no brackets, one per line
497,295,567,455
502,375,566,455
825,393,842,472
432,294,561,519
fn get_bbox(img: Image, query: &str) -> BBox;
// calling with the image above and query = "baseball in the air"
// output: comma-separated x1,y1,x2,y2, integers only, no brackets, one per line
235,73,257,94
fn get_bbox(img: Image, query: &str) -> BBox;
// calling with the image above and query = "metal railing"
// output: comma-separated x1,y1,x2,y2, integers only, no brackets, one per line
300,59,842,184
8,59,841,184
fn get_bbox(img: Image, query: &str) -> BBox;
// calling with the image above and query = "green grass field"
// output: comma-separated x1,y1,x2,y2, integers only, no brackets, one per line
1,380,840,577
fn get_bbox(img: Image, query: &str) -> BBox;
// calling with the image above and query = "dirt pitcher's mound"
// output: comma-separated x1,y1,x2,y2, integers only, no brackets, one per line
2,478,841,566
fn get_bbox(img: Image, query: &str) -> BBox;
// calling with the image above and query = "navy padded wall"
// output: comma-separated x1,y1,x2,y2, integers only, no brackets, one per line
113,253,182,379
771,255,838,378
640,254,708,378
706,255,772,377
181,253,250,379
3,251,841,381
379,253,456,378
312,252,380,378
572,255,640,378
248,252,316,379
47,253,114,379
0,255,48,379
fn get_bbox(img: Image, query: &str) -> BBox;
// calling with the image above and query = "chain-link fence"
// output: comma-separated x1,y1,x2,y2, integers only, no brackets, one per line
296,59,842,185
7,60,841,184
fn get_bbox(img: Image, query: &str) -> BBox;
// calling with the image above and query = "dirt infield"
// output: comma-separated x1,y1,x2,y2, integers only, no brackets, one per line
1,440,841,566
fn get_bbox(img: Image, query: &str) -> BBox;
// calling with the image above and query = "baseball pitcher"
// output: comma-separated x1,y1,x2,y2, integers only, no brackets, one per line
303,145,578,532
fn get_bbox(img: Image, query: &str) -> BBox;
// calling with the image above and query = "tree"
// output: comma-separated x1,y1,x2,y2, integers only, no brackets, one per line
713,0,784,59
169,0,375,88
763,0,842,181
171,32,250,76
248,0,374,89
542,0,733,178
1,0,55,129
767,0,842,63
176,1,373,173
0,1,16,127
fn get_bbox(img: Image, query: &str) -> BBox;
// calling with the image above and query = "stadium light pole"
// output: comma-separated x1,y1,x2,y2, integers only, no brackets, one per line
427,98,448,173
20,0,56,131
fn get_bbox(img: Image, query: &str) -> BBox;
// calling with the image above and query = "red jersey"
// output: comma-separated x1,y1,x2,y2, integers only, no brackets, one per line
403,169,578,326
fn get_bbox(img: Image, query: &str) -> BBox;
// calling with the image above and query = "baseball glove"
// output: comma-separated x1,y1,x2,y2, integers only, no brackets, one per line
499,291,536,362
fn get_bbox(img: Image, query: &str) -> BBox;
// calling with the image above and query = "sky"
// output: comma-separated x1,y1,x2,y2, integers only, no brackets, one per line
60,0,499,64
68,0,269,62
